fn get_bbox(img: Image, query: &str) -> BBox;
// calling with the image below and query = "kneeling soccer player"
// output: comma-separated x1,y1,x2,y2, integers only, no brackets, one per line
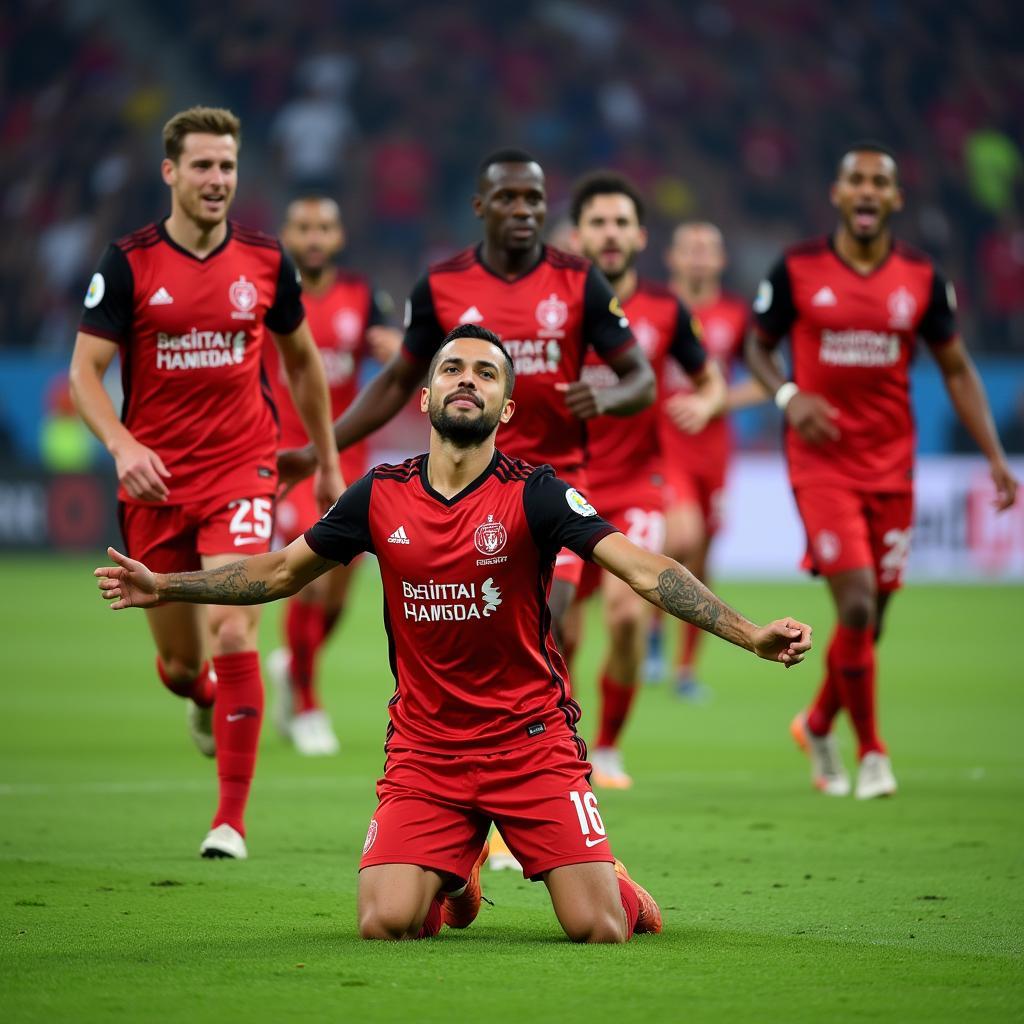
94,324,812,942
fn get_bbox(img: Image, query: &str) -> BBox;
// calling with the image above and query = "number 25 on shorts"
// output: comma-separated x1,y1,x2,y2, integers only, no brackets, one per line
569,790,608,847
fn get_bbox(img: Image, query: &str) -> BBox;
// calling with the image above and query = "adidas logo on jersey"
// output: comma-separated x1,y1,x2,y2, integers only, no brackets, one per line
811,286,837,307
149,287,174,305
388,525,411,545
458,306,484,324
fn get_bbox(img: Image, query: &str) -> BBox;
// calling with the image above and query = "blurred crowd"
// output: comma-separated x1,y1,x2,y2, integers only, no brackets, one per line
3,0,1023,354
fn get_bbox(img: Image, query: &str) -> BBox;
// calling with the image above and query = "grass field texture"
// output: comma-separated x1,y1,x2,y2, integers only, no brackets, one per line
2,556,1022,1023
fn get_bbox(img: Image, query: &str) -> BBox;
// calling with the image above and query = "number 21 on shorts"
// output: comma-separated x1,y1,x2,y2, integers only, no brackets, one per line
569,790,608,847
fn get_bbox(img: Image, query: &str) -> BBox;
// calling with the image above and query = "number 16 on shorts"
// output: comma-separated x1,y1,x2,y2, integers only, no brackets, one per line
569,790,608,848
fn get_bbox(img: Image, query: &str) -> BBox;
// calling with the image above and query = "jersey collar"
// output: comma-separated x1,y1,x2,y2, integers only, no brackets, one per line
475,243,547,284
827,232,895,278
419,449,500,507
158,218,233,263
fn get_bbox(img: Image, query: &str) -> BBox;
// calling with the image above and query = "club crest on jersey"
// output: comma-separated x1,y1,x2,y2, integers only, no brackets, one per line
536,293,568,337
814,529,841,565
474,515,508,557
565,488,597,517
631,317,659,355
887,286,917,330
333,308,362,345
229,276,258,320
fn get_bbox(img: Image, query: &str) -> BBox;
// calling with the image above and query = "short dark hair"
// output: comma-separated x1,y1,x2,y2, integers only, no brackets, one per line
837,140,899,180
478,148,539,177
569,171,646,225
428,324,516,398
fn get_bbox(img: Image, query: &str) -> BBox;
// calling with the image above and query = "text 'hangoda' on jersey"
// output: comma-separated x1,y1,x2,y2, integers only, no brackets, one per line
79,220,304,505
402,245,636,474
304,451,618,754
753,237,957,492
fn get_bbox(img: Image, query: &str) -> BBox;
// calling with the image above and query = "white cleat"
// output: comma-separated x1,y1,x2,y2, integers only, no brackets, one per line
855,751,898,800
200,823,248,859
486,829,523,872
289,709,341,757
790,713,851,796
590,746,633,790
266,647,294,741
186,700,215,758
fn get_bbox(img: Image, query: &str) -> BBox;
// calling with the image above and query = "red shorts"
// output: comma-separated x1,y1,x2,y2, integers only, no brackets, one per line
275,449,366,546
793,485,914,591
553,467,591,587
663,462,727,535
359,733,616,882
578,489,666,602
119,491,276,573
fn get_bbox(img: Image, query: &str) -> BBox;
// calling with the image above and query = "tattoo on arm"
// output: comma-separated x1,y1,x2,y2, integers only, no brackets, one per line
642,567,752,650
161,560,272,605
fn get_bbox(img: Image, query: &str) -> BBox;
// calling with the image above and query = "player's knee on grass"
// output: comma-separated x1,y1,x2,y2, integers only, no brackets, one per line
555,903,629,944
546,863,630,944
358,904,425,941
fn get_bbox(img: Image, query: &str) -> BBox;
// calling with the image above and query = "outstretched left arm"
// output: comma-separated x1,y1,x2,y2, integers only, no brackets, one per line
932,338,1018,511
590,533,812,666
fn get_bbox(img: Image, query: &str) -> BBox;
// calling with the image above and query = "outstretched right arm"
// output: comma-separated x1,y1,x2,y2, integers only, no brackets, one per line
95,539,336,610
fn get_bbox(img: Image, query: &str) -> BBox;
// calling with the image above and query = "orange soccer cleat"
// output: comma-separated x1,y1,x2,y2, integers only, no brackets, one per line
614,859,663,935
441,839,490,929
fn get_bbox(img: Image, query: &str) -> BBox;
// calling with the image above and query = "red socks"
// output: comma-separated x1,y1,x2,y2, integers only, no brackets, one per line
808,625,883,758
156,657,214,708
617,876,640,937
595,673,639,749
416,896,444,939
211,651,264,836
285,600,334,713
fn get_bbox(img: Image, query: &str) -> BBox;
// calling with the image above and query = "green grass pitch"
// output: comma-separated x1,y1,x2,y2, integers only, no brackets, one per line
2,556,1022,1023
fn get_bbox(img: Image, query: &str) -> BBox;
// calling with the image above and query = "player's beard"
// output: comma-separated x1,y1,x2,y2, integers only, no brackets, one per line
429,395,501,447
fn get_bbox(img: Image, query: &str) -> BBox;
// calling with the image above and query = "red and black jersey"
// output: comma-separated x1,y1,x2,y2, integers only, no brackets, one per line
263,270,387,453
579,279,706,494
80,219,304,505
661,292,749,477
753,236,957,492
304,450,618,754
402,245,636,474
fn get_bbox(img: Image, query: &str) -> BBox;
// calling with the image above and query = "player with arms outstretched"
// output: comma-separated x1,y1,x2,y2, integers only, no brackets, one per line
745,142,1017,800
70,107,342,858
263,194,400,756
278,149,656,641
646,222,767,700
95,325,812,943
565,173,727,789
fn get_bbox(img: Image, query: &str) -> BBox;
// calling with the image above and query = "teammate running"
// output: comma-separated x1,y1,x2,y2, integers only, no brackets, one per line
645,222,767,700
70,107,342,858
95,324,813,943
263,194,400,755
565,174,727,789
745,141,1017,799
277,149,656,641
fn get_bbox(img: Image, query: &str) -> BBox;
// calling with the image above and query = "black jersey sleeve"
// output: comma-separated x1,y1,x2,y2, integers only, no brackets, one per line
668,298,708,375
402,275,445,363
752,257,797,345
917,266,958,346
523,466,619,562
265,246,306,335
303,472,375,565
79,244,135,343
368,285,394,328
583,265,635,357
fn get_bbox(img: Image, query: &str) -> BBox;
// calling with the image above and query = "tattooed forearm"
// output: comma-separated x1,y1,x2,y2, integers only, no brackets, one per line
159,560,274,605
642,568,754,651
